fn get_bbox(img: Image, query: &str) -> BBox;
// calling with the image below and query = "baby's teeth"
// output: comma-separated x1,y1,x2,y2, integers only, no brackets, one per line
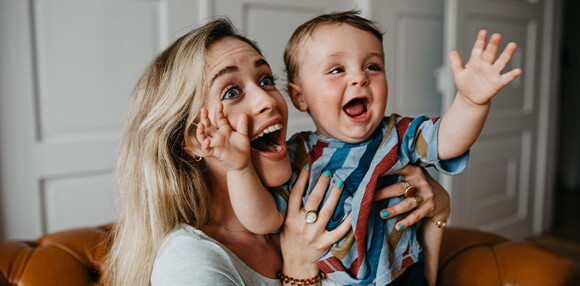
268,126,277,132
275,123,282,130
257,131,264,138
276,145,282,151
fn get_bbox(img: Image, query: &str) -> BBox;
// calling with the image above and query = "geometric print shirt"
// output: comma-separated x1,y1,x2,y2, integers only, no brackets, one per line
271,114,469,285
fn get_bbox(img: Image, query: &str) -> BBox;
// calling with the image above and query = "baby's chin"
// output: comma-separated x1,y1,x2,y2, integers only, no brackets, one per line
321,123,382,144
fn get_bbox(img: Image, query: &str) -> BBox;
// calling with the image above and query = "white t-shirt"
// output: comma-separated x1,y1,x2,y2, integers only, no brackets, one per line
151,223,339,286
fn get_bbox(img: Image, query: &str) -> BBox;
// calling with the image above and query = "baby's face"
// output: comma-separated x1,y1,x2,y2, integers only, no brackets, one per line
290,23,387,143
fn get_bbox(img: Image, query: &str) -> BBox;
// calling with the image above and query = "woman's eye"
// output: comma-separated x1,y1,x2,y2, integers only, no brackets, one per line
259,76,275,87
222,86,241,100
366,64,382,71
329,67,345,74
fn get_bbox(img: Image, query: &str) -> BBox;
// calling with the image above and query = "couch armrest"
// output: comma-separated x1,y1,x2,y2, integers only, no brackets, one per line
0,225,112,286
439,227,580,286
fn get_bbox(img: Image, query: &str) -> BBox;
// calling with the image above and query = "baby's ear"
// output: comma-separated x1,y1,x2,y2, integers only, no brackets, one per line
288,82,308,112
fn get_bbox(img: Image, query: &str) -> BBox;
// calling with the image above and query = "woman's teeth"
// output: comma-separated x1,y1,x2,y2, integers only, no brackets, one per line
255,123,282,139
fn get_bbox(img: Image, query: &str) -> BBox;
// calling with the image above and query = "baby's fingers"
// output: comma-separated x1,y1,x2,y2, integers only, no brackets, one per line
470,29,488,58
448,50,465,76
236,114,249,137
499,68,522,86
199,108,212,129
215,103,231,129
196,122,208,144
482,33,501,63
493,42,518,72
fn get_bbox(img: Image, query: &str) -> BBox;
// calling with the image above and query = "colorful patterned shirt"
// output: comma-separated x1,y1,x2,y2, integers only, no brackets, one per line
271,114,468,285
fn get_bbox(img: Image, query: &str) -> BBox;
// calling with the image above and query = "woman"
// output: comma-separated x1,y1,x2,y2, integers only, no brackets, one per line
104,18,450,285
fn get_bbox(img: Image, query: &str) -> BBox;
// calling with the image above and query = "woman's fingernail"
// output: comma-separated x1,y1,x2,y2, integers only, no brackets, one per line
336,180,344,189
380,211,390,218
324,170,331,177
396,224,404,231
305,163,309,170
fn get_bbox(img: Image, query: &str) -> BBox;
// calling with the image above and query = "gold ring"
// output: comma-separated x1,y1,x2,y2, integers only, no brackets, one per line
403,181,418,198
303,209,318,224
428,217,447,228
413,194,424,206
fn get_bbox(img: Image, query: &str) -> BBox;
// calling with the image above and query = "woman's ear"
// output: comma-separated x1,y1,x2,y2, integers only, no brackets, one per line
288,82,308,112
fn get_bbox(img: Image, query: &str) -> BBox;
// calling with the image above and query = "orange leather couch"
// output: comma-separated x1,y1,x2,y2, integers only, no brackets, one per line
1,225,579,286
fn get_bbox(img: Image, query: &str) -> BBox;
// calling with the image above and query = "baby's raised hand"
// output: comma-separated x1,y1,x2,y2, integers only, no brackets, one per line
196,103,251,171
449,29,522,106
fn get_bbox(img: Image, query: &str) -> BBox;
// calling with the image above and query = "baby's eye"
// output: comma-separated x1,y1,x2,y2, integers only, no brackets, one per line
222,86,242,100
329,67,345,74
259,75,276,87
366,64,382,71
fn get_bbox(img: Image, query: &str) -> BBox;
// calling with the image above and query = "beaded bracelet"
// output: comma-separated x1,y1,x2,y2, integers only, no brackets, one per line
277,270,326,285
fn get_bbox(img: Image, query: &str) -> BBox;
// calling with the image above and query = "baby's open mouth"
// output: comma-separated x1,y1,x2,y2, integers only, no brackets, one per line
343,98,369,118
251,123,284,153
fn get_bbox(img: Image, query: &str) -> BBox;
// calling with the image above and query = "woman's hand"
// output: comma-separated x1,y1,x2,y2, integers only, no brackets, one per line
279,166,352,279
376,165,450,230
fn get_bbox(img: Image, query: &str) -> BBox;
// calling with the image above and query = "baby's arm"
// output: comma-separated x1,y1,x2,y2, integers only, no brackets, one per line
196,103,283,234
438,30,522,160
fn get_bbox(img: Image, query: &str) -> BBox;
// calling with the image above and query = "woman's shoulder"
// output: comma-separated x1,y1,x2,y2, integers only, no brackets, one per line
151,224,238,284
151,224,278,286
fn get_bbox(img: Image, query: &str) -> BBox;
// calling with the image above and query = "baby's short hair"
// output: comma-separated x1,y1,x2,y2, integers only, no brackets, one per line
283,10,383,84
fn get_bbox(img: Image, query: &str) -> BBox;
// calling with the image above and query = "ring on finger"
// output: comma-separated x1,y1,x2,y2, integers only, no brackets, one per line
403,181,418,198
303,209,318,224
413,194,424,206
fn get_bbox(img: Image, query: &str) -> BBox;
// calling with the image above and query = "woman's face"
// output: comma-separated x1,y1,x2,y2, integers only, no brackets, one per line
203,37,291,187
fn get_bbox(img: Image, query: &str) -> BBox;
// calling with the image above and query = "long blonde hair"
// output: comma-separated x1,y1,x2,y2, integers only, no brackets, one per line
104,19,262,286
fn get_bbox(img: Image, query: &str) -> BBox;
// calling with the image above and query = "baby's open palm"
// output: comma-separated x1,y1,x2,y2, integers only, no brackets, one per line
196,103,251,171
450,30,522,105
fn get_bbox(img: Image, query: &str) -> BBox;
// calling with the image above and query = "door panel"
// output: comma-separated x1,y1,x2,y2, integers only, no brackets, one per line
0,0,201,239
370,0,444,118
444,0,543,238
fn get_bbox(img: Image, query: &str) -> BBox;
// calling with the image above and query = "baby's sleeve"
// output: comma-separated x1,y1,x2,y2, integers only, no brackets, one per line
399,115,469,176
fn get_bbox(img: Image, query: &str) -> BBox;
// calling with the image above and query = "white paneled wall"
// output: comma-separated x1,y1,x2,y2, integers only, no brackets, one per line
0,0,556,240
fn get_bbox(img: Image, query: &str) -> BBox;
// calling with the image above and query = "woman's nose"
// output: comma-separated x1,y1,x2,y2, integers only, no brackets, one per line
252,88,277,114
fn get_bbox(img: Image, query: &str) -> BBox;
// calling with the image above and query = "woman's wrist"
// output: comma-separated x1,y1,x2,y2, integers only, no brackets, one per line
277,269,325,285
281,260,320,280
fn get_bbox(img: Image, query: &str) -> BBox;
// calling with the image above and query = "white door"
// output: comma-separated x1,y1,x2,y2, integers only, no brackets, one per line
442,0,552,239
0,0,202,239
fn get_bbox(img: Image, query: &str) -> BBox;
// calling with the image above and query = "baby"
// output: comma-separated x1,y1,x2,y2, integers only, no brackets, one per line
196,11,521,286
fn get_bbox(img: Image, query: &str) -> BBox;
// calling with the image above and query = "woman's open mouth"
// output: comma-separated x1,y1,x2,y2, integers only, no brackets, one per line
250,123,287,159
342,97,369,120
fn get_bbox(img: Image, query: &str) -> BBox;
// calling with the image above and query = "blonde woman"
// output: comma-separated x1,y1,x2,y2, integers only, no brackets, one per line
104,18,450,285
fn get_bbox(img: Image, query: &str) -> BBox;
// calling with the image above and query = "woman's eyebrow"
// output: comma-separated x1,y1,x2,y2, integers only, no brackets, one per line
210,59,270,87
210,66,238,87
255,59,270,68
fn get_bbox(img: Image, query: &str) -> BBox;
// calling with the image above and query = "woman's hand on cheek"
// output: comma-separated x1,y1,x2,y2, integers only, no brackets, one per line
195,103,252,171
280,166,351,278
376,165,450,231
